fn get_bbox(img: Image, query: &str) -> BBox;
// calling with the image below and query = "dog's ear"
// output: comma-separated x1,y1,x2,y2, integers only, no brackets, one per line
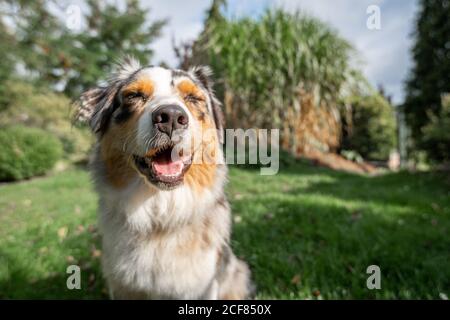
189,65,214,91
189,65,225,144
75,85,119,134
209,94,225,144
74,56,141,134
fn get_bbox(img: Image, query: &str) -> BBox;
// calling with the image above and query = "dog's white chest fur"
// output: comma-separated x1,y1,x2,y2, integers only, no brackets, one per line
98,179,221,299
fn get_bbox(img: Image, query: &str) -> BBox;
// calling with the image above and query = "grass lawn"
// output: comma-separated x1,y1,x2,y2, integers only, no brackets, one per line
0,162,449,299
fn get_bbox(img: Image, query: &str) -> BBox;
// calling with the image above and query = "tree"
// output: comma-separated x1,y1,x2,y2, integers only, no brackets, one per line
1,0,74,87
0,16,17,108
422,94,450,162
64,0,166,96
174,0,226,70
403,0,450,152
0,0,166,97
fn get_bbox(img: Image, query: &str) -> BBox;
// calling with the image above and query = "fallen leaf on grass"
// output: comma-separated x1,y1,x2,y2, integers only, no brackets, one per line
88,274,96,289
291,274,301,285
234,193,244,200
57,226,68,240
350,210,362,222
75,225,85,235
264,212,274,220
38,247,48,255
234,215,242,223
431,203,441,212
91,248,102,259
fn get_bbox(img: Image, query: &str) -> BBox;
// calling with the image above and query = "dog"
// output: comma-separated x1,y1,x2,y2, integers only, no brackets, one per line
76,57,253,299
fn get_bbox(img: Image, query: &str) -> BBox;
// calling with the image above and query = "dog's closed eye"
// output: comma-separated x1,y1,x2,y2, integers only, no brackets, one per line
184,93,204,104
125,92,148,102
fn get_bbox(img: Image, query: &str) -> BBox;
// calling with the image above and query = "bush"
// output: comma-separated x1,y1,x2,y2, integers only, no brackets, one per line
0,126,63,181
341,94,397,161
0,80,93,160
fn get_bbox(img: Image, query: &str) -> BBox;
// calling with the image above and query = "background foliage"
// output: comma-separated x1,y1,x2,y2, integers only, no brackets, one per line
342,94,397,160
422,94,450,162
177,3,396,160
402,0,450,162
1,0,166,97
0,80,92,158
0,126,62,181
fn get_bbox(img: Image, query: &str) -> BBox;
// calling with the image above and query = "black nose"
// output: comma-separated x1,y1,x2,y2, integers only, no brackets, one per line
152,104,189,136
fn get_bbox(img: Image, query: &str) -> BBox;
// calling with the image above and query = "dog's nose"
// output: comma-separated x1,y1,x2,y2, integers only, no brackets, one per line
152,104,189,136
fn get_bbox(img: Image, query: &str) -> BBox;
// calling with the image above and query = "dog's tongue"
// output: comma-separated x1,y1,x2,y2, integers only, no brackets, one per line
152,159,184,176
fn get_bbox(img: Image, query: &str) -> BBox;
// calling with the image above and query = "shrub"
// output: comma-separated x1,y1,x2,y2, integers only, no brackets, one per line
341,94,397,161
0,80,93,160
0,126,63,181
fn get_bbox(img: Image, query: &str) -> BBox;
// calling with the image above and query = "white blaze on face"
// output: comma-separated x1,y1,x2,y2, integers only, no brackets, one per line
135,67,197,157
141,67,172,97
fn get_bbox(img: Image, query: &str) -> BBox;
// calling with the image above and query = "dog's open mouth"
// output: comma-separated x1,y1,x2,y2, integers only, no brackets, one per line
133,144,191,189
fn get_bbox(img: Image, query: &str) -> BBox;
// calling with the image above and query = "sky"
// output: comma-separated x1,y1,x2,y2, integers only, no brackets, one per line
143,0,419,105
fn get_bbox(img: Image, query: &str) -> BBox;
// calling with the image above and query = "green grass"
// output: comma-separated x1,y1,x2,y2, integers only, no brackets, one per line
0,162,449,299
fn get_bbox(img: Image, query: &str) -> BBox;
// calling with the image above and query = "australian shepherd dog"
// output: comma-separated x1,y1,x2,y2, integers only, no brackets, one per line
76,57,253,299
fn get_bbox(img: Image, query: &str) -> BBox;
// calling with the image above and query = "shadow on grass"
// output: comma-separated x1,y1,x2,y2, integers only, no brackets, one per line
289,170,449,210
230,166,449,299
234,163,450,210
232,196,449,299
0,228,107,299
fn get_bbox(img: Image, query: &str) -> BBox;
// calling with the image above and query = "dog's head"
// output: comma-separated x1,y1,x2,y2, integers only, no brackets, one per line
76,57,224,190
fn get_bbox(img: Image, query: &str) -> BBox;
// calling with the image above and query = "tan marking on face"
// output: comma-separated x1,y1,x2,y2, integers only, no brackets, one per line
180,81,219,194
185,117,218,193
185,163,217,194
99,108,145,188
122,78,154,97
177,80,204,100
177,80,207,117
